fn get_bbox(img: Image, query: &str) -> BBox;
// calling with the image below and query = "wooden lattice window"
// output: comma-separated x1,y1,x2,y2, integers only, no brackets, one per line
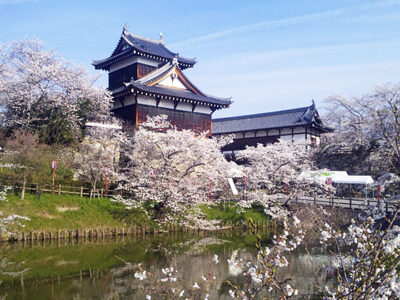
137,64,156,79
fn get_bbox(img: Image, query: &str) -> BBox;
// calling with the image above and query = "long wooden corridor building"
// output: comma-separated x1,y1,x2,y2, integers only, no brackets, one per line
212,101,332,153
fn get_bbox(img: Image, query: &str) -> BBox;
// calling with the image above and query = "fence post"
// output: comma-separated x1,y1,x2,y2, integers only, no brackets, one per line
80,186,83,197
349,198,352,210
58,184,61,196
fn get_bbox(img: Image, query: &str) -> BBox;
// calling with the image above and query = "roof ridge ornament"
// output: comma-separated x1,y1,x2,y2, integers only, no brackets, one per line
93,28,197,70
159,32,165,45
172,54,179,65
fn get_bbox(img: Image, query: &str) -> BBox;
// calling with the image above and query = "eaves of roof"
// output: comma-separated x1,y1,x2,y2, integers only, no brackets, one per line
113,83,232,108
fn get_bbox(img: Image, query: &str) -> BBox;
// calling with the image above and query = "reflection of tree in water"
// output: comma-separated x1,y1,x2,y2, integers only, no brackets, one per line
101,242,330,299
0,187,30,299
160,237,231,256
221,246,331,299
0,233,331,299
103,237,235,299
0,246,29,299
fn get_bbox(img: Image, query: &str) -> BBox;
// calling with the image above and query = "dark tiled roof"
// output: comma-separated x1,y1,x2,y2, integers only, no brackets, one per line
93,27,196,70
111,61,232,107
136,61,203,94
135,62,175,85
115,82,231,107
122,31,195,65
212,103,329,134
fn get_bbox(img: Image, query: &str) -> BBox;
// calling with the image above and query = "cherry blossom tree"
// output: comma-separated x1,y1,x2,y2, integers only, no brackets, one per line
2,132,50,200
1,132,75,200
227,217,304,299
321,83,400,175
236,140,320,196
118,115,235,222
0,39,112,145
319,203,400,299
0,185,30,236
233,141,330,220
72,122,126,193
376,172,400,197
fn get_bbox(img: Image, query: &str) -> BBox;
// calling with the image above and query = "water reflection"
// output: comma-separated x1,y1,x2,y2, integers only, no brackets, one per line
0,231,330,299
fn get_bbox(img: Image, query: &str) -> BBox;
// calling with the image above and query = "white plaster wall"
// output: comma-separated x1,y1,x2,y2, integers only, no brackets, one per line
109,56,159,72
137,57,160,67
158,99,175,109
269,129,279,136
176,102,192,112
256,131,267,137
124,95,137,106
137,95,156,106
157,76,187,90
235,133,244,139
281,128,291,135
244,132,254,138
194,105,212,114
293,127,305,134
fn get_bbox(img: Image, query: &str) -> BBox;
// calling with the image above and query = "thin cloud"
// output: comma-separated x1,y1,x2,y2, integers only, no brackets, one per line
0,0,39,4
170,0,400,48
344,12,400,23
205,38,400,66
198,60,400,84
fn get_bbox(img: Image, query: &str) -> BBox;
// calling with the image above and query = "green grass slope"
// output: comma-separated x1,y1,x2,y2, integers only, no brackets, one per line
0,193,144,232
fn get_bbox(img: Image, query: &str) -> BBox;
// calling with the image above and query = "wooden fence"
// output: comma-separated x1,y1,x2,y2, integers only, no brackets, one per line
287,196,399,213
2,182,127,198
6,219,274,242
6,181,398,213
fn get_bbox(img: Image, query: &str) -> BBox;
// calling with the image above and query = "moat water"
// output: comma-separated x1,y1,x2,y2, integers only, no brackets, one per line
0,231,331,299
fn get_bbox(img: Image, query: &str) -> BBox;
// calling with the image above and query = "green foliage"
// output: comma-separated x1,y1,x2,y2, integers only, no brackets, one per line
0,128,6,149
0,132,77,186
109,204,158,228
38,113,81,146
200,203,270,224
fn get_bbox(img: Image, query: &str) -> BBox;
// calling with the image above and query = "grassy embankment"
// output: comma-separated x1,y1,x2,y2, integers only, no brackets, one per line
0,193,270,232
200,203,270,225
0,193,149,232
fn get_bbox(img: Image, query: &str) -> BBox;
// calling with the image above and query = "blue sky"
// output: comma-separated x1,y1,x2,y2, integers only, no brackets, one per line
1,0,400,118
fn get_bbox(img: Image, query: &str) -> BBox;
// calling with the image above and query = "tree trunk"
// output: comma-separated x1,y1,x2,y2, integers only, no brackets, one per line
91,179,97,199
20,170,27,200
